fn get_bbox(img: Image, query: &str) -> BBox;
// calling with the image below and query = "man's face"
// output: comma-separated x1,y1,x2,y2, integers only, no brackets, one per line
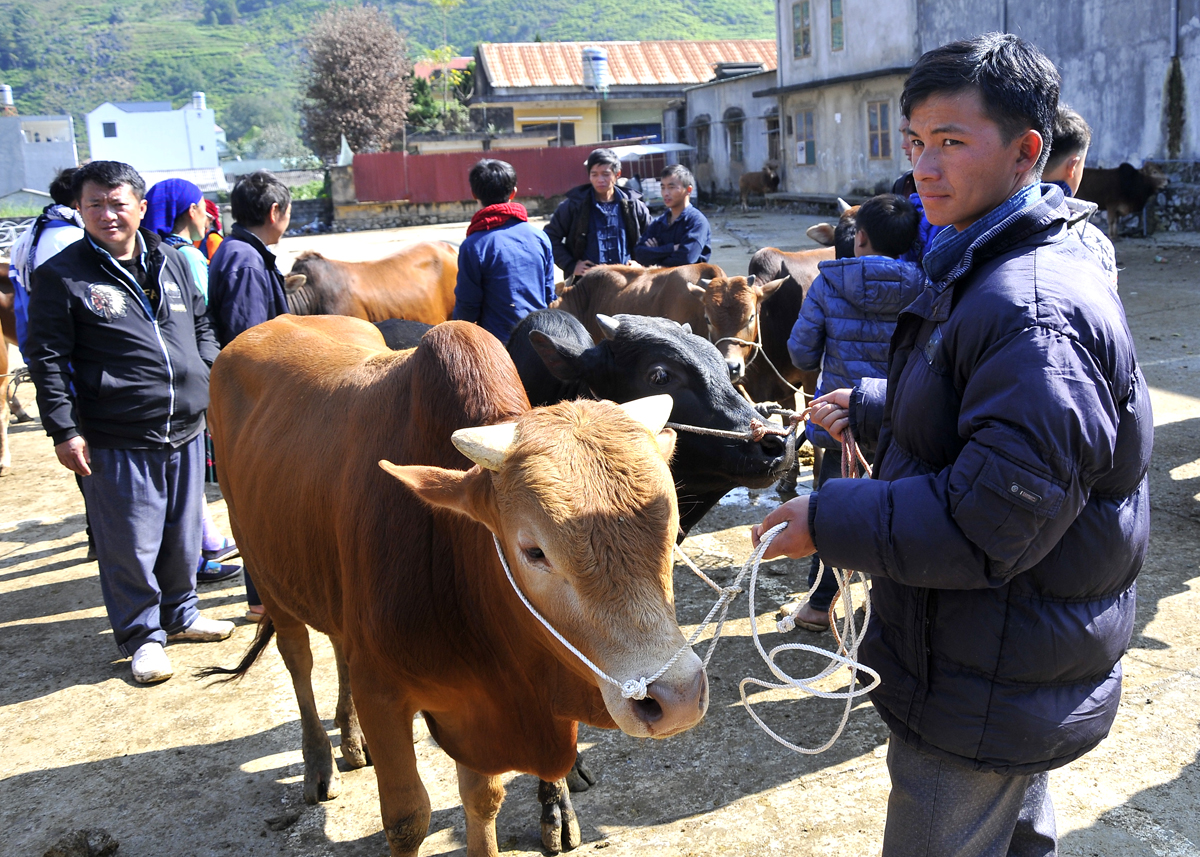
908,88,1042,231
589,163,618,198
79,181,145,255
898,116,913,163
660,177,690,210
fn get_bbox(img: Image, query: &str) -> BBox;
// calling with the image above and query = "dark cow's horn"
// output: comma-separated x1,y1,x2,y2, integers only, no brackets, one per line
837,197,852,214
596,314,621,340
746,274,756,287
680,323,692,335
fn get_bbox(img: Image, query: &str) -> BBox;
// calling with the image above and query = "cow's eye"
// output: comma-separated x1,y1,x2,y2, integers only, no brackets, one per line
524,546,545,561
746,312,755,324
649,366,670,386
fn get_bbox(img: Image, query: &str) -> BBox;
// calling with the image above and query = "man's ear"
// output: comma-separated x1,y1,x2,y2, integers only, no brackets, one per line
1016,129,1045,173
508,189,517,202
379,462,498,528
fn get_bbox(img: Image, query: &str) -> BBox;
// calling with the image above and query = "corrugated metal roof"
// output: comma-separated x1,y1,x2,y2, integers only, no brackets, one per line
480,40,777,89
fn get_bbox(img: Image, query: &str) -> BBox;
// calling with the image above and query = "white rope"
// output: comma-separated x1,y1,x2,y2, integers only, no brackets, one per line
738,522,881,754
492,535,744,700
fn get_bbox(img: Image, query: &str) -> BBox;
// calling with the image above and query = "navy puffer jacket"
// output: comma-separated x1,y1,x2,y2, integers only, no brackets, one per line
813,185,1152,774
788,256,925,450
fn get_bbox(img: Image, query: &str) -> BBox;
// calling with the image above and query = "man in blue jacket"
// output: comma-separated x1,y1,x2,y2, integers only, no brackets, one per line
633,164,711,266
454,158,555,344
205,169,291,620
754,34,1152,856
26,161,233,684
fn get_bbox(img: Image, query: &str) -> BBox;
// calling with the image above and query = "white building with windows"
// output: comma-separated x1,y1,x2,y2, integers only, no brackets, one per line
85,94,221,178
682,70,779,198
753,0,915,197
0,114,78,208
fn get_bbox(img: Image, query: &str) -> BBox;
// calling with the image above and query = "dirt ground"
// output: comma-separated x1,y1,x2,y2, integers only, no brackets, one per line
3,211,1199,857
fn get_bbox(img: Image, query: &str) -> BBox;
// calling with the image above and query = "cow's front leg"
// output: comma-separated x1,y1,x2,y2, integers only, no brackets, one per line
331,637,369,768
538,777,581,853
458,762,507,857
351,680,430,857
272,607,341,803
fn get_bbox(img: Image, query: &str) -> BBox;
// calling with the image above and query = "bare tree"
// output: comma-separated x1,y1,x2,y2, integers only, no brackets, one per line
301,5,412,159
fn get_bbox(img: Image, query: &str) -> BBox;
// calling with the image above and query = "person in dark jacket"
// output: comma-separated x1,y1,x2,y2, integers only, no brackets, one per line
785,193,923,632
544,148,650,282
453,158,556,344
26,161,233,685
205,169,291,620
754,35,1152,856
633,164,711,266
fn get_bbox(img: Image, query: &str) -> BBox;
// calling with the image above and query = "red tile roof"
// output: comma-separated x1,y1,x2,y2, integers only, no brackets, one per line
479,40,777,89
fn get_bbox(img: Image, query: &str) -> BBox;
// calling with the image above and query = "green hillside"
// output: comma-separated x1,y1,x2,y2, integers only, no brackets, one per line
0,0,774,156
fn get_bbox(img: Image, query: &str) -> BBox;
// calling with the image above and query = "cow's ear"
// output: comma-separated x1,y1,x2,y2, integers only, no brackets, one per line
757,277,785,299
806,223,835,246
529,330,584,382
655,428,677,462
284,273,307,292
379,461,498,526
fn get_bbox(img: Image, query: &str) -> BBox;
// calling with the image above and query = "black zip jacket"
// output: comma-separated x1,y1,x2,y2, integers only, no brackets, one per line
27,229,220,449
543,183,650,276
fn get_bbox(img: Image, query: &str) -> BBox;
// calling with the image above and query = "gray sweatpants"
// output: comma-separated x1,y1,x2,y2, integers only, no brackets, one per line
882,734,1057,857
80,435,204,657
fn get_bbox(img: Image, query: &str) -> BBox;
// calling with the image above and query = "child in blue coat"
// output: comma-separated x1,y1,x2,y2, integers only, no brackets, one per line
786,193,925,630
454,159,556,344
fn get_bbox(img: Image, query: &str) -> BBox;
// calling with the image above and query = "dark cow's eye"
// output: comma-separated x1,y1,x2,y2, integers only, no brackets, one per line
649,366,670,386
524,546,545,561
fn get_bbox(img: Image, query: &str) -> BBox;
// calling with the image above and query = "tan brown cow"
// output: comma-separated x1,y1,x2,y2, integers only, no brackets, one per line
553,263,725,342
206,317,707,857
747,199,859,283
283,240,458,323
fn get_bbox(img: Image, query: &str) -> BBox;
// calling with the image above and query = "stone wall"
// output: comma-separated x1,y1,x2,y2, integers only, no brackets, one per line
1150,160,1200,234
329,195,561,232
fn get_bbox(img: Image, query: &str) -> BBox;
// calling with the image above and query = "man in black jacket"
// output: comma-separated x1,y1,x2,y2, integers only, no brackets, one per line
544,148,650,284
26,161,233,685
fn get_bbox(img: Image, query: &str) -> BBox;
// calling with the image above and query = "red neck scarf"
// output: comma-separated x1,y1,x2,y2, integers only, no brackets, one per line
467,202,528,236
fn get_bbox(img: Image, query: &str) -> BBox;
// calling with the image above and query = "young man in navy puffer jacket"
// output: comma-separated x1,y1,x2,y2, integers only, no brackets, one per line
756,34,1152,856
785,193,924,632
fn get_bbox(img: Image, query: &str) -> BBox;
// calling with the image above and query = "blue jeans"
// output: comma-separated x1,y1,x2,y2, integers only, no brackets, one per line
883,735,1057,857
80,436,205,656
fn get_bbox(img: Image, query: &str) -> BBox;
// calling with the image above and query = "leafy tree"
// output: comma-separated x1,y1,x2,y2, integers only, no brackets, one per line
222,93,295,142
301,5,412,159
203,0,239,25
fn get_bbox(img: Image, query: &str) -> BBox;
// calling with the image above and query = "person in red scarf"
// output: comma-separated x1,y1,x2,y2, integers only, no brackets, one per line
453,159,556,344
197,199,224,261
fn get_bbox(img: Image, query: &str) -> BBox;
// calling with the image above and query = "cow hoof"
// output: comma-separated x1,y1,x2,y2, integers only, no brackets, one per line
565,757,597,792
540,803,580,853
0,465,11,478
304,752,342,804
341,735,370,769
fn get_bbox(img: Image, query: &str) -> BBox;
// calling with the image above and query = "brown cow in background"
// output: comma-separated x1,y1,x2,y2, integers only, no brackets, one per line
284,240,458,323
739,166,780,210
1076,161,1169,240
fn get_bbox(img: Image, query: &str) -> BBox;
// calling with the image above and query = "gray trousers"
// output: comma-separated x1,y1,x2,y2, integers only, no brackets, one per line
882,735,1057,857
80,435,204,657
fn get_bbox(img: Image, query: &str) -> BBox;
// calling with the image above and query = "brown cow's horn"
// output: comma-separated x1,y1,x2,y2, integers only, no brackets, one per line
837,197,852,214
451,423,518,471
698,277,713,288
596,314,621,340
619,394,674,435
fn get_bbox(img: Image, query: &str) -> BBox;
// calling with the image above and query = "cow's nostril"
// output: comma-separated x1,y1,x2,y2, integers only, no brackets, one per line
632,695,664,723
727,361,744,381
760,433,786,456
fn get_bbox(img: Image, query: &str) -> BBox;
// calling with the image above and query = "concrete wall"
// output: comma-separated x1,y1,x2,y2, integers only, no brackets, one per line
918,0,1200,166
686,73,777,195
86,103,219,173
331,195,559,232
0,116,78,198
778,72,909,195
777,0,917,87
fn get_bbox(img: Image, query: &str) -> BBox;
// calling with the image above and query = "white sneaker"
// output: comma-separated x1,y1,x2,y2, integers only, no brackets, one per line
168,614,235,642
131,642,174,684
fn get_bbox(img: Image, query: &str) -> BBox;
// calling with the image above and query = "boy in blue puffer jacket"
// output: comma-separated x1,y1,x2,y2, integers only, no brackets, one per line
785,193,924,631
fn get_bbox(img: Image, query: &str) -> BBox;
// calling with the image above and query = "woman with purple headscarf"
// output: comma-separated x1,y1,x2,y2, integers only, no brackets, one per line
144,178,241,582
144,178,212,300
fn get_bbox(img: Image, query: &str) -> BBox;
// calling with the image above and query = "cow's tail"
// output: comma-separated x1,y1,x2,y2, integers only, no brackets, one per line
196,617,275,684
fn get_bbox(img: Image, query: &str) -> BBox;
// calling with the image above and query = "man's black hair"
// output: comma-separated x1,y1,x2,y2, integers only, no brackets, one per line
72,161,146,201
1045,103,1092,171
833,214,858,260
469,159,518,206
855,193,919,259
230,170,291,227
900,32,1060,175
659,163,694,188
49,167,79,207
586,148,621,172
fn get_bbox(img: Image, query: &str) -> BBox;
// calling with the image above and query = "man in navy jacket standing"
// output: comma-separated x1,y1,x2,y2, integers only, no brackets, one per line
633,164,711,267
27,161,233,684
754,35,1151,856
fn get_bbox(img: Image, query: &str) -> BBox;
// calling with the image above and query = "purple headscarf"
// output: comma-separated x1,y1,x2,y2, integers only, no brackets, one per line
144,178,204,238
